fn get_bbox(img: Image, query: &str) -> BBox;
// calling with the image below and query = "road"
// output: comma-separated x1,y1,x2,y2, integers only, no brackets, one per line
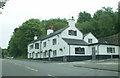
1,59,119,77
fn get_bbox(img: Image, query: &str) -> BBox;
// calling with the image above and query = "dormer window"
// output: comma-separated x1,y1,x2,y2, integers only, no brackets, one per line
88,39,92,43
68,30,77,36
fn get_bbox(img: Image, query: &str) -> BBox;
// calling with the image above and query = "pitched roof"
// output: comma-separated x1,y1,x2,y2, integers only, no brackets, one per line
83,32,91,37
62,38,88,45
30,26,69,44
41,26,69,40
30,38,41,43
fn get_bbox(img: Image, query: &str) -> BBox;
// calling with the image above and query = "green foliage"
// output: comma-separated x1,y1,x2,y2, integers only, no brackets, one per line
0,2,6,9
8,18,67,58
76,7,119,38
77,11,92,23
2,48,8,58
7,6,120,59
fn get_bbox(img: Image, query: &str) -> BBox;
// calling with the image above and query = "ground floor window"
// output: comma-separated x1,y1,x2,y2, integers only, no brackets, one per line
53,50,57,56
107,47,115,53
75,47,85,54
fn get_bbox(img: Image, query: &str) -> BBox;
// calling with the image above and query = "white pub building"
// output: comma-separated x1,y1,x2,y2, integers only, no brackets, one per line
27,17,120,61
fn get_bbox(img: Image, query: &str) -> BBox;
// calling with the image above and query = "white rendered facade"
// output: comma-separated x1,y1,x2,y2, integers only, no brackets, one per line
27,18,120,61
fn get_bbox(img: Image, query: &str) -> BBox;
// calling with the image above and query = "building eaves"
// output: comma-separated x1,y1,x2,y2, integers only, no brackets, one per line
29,26,69,44
89,42,120,46
30,38,41,44
41,26,69,40
62,38,88,46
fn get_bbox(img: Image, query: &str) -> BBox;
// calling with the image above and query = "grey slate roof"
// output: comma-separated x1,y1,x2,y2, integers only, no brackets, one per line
30,26,69,44
30,38,41,43
41,26,69,40
62,38,88,45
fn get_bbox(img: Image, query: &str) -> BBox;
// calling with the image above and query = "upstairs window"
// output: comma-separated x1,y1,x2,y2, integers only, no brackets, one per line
107,47,115,53
43,42,46,47
88,39,92,43
35,43,39,49
53,38,57,45
68,30,77,36
30,45,33,50
75,47,85,54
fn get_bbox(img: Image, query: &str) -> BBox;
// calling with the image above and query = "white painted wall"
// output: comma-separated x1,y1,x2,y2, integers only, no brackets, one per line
98,45,119,55
67,19,75,27
47,29,54,35
70,45,91,56
61,26,83,40
40,33,69,58
28,40,41,59
84,33,98,44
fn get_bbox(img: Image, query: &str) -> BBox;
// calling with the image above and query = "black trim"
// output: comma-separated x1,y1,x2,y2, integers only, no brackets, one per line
32,55,119,62
89,43,120,46
2,76,118,78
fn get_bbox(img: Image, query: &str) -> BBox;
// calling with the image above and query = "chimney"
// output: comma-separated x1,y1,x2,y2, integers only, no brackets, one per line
34,35,37,40
47,26,54,35
67,16,75,27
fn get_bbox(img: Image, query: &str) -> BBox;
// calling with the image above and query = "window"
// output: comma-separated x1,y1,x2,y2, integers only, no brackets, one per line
53,50,57,56
107,47,115,53
68,30,77,36
75,47,85,54
53,38,57,45
35,43,39,49
88,39,92,43
30,45,33,50
43,42,46,47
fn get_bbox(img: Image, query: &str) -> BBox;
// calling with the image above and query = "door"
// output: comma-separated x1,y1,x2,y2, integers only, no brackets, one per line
92,47,96,60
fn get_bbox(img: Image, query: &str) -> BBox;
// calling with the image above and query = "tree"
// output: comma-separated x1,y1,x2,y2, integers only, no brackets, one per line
42,18,67,31
117,1,120,33
97,14,115,38
8,19,45,58
8,18,67,58
77,11,92,23
0,0,9,14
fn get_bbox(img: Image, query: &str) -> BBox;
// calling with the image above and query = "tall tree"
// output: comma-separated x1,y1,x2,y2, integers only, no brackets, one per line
8,19,45,58
117,1,120,33
8,18,67,58
77,11,92,23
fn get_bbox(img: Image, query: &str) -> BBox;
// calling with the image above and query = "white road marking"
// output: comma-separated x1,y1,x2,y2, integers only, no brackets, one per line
26,66,38,72
48,74,57,78
14,63,21,66
97,63,118,65
48,74,53,76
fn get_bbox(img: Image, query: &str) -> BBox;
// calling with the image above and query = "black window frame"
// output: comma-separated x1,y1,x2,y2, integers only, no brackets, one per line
53,38,57,45
68,30,77,36
107,47,115,53
35,43,39,49
75,47,85,54
88,39,92,43
43,42,46,47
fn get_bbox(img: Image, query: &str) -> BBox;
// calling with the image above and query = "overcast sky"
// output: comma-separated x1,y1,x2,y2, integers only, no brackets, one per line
0,0,119,49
